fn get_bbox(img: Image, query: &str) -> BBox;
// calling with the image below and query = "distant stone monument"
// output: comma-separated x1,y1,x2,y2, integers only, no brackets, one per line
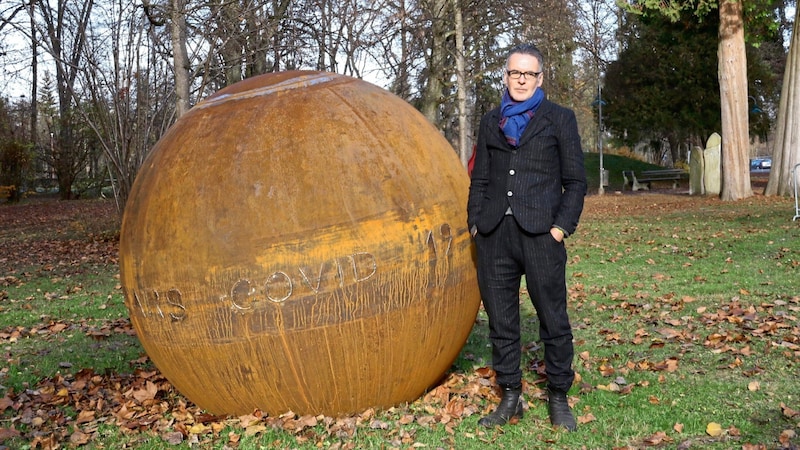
689,146,705,195
703,133,722,196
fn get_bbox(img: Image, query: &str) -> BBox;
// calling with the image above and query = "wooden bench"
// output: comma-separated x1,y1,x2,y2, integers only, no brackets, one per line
622,169,687,191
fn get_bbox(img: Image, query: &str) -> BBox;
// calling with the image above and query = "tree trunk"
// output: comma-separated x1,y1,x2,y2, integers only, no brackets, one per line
389,0,411,100
220,0,243,86
29,1,38,147
452,0,469,167
171,0,190,117
764,5,800,197
717,0,752,200
419,0,449,127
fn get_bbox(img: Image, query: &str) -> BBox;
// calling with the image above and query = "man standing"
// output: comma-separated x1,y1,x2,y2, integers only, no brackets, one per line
467,43,586,431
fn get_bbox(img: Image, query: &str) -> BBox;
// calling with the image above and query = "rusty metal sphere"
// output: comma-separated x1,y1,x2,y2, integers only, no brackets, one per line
119,71,480,416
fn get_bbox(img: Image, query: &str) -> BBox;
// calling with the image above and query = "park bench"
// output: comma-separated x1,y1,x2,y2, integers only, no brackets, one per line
622,169,687,191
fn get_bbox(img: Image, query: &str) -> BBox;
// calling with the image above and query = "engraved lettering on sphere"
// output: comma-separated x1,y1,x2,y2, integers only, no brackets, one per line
231,279,255,310
265,271,292,303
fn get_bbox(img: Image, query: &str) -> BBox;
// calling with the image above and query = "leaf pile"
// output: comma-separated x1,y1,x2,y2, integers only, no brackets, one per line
0,345,543,449
0,199,119,277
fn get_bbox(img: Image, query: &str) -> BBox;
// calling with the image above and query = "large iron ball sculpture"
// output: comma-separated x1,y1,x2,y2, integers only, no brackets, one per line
119,71,481,416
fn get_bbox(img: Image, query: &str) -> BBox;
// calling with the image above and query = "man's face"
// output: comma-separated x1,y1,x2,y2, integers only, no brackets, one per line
503,53,543,102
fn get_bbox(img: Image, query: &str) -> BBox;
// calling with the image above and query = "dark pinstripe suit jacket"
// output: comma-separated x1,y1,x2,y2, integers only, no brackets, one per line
467,98,587,237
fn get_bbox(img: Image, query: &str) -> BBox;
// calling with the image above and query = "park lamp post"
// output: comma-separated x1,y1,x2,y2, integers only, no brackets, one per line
593,86,607,195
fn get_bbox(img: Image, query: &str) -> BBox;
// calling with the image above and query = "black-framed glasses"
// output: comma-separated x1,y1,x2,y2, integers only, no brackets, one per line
506,70,541,80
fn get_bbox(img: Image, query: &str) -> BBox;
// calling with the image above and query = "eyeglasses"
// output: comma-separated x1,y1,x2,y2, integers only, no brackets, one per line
506,70,541,80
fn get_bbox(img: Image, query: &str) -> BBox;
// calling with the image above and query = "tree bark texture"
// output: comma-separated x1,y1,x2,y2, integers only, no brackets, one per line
717,0,752,200
764,5,800,197
419,0,448,127
171,0,191,117
453,0,470,167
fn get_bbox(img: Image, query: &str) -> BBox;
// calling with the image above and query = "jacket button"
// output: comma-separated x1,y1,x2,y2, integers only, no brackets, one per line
507,191,513,197
509,169,515,175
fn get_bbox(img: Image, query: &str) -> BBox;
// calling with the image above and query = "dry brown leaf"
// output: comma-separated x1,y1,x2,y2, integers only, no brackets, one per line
781,403,800,418
0,395,14,412
779,429,797,445
69,430,91,445
444,398,465,418
50,322,68,333
475,367,494,378
76,409,96,424
162,431,184,445
244,424,267,436
238,414,261,428
642,431,671,445
132,380,158,403
657,328,683,340
0,427,21,440
297,415,318,428
397,414,415,425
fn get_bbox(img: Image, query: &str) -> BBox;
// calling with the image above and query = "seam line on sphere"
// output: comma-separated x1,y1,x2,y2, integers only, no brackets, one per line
195,73,339,110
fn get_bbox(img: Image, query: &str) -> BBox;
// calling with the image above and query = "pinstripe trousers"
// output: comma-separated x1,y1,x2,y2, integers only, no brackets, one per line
475,215,575,392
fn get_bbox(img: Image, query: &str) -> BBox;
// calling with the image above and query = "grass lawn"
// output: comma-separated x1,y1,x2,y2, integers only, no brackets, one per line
1,170,798,449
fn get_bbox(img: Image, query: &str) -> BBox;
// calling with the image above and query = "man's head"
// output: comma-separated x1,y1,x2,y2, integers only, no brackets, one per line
503,44,544,102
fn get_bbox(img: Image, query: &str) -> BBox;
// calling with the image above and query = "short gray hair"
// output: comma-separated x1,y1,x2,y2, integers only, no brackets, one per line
505,44,544,70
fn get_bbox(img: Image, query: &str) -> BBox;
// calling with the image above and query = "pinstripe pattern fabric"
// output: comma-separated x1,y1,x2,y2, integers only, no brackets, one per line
467,97,586,392
467,99,586,237
475,216,574,390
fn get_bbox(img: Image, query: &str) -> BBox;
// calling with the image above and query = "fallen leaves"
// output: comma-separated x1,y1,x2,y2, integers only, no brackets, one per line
0,363,573,448
572,223,800,450
1,317,134,344
643,430,672,445
781,403,800,418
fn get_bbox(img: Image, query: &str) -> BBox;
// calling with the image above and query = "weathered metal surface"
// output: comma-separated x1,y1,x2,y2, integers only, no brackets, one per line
119,71,480,416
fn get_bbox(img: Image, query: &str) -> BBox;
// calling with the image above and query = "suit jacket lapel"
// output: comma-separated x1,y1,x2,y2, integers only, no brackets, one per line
517,99,552,148
487,109,508,146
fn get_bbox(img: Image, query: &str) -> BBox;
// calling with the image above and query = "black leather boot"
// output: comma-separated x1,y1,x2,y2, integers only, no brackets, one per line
547,387,577,431
478,385,524,427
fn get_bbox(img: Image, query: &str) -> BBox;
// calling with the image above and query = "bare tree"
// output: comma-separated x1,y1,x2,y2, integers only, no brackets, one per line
76,0,176,210
33,0,96,199
573,0,619,154
143,0,190,116
3,0,603,205
204,0,289,85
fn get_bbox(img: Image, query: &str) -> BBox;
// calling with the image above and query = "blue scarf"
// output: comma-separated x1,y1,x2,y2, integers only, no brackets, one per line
499,88,544,147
